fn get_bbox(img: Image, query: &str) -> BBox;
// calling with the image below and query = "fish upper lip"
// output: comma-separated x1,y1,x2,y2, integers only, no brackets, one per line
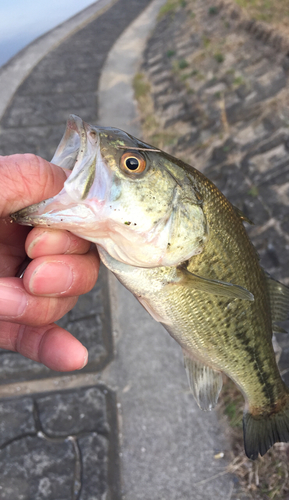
54,115,103,202
10,115,109,227
51,114,99,172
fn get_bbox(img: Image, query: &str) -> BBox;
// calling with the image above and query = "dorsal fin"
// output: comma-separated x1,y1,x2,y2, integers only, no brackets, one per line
183,350,223,411
266,274,289,332
233,205,254,225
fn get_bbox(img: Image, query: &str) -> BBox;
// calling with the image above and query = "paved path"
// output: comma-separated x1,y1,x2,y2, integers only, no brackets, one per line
0,0,116,122
0,1,244,499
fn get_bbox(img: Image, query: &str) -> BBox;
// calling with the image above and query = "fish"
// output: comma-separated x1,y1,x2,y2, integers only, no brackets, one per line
11,114,289,460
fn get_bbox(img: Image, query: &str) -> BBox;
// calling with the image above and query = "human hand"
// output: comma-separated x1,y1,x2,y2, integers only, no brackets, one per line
0,154,99,371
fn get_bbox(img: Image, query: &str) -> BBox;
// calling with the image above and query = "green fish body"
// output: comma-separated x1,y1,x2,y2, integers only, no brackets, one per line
12,115,289,460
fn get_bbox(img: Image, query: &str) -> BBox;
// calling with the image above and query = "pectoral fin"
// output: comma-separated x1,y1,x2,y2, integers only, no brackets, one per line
174,267,254,301
183,351,223,411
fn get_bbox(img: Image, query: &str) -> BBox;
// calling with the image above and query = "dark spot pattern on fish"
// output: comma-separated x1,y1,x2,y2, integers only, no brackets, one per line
234,333,276,404
13,115,289,460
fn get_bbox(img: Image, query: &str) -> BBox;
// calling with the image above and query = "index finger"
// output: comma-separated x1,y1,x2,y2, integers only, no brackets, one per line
26,228,91,258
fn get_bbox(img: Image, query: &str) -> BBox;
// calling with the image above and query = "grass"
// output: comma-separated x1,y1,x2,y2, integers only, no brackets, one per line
218,378,289,499
172,59,190,76
178,58,189,69
132,72,181,150
233,76,245,87
248,185,259,196
136,1,289,494
166,49,176,58
133,73,151,99
202,35,211,48
208,6,219,15
214,52,225,63
232,0,289,31
157,0,187,19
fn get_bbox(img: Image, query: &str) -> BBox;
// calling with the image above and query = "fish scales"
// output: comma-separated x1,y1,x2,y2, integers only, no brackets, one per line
11,115,289,460
127,156,280,409
187,172,279,399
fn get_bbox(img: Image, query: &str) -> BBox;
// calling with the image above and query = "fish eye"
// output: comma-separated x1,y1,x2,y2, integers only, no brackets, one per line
120,152,146,174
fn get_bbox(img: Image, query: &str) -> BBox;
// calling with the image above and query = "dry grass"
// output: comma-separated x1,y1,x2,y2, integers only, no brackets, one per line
218,378,289,499
233,0,289,34
217,2,289,491
157,0,187,19
134,3,289,496
132,72,181,151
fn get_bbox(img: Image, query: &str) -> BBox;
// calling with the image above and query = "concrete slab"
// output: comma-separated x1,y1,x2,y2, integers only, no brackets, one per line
0,263,112,384
0,0,245,497
98,0,167,135
0,386,120,500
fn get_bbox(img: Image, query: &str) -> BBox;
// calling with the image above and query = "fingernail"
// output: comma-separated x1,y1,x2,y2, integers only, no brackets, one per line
78,348,88,370
0,284,27,317
29,262,73,295
27,230,71,257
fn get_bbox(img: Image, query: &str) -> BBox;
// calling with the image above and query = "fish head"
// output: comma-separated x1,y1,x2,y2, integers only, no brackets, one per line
12,115,207,267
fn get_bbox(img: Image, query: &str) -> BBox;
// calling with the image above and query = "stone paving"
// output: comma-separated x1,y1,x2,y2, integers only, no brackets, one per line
0,386,119,500
0,0,153,159
141,0,289,386
2,0,289,498
0,264,112,384
0,1,152,498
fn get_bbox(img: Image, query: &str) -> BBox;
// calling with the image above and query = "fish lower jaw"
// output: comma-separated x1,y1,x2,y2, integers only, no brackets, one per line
99,234,204,269
12,201,99,231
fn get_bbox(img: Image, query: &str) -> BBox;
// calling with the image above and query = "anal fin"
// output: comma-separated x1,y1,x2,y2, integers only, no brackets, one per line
183,350,223,411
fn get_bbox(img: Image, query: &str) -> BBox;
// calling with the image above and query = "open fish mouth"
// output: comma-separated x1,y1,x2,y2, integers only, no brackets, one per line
10,115,108,231
50,114,91,171
11,114,209,267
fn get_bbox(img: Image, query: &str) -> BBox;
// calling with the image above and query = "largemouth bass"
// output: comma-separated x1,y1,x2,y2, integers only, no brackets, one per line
11,115,289,460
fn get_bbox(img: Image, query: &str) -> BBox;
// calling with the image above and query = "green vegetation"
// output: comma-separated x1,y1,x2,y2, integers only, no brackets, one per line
208,6,219,15
180,72,192,80
233,76,245,87
218,378,289,499
166,49,176,58
233,0,289,28
202,36,211,48
149,131,179,148
178,58,189,69
135,1,289,495
133,73,150,99
133,72,181,150
158,0,186,19
172,58,190,76
248,185,259,197
214,52,225,63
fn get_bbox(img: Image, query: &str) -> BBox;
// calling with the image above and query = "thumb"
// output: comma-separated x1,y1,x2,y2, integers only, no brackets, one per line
0,154,67,217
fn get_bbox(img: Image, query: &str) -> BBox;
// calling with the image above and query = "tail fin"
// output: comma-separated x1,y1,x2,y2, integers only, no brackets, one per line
243,397,289,460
